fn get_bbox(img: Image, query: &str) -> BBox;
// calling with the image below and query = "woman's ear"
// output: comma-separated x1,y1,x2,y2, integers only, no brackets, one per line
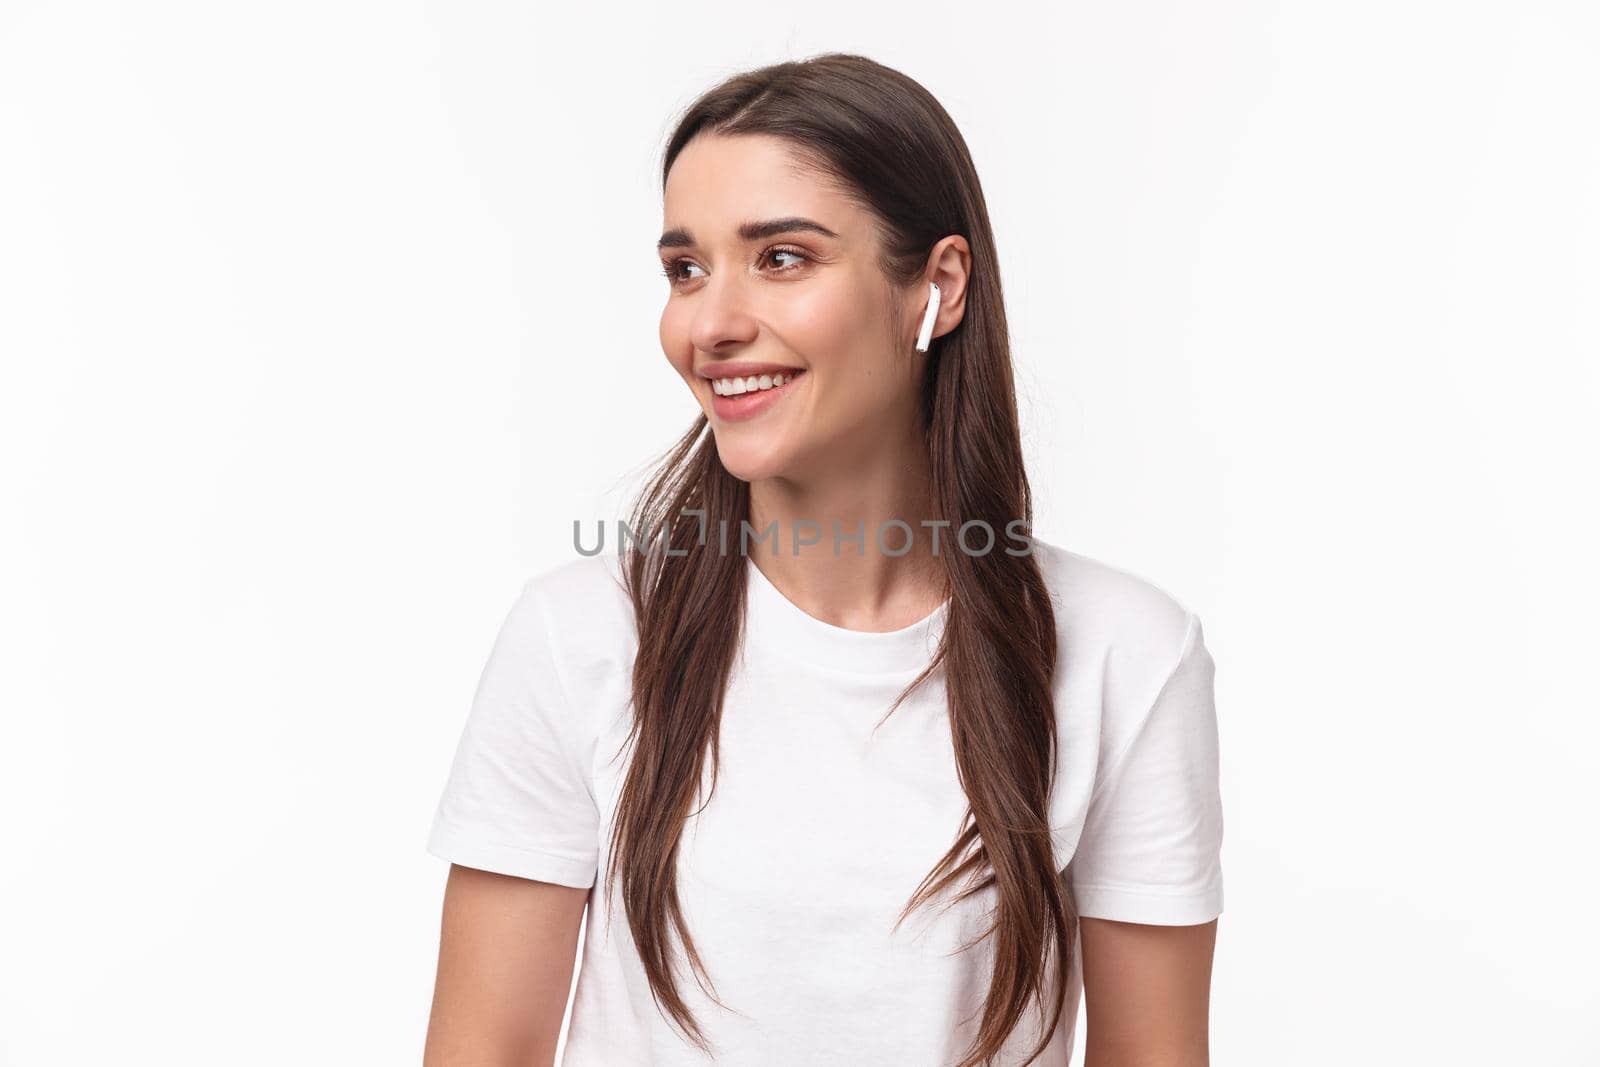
916,235,971,350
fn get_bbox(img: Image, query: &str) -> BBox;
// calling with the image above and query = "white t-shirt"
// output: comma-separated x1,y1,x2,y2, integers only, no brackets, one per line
426,538,1224,1066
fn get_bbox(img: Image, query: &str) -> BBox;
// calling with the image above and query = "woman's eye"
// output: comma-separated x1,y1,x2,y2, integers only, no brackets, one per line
661,248,808,287
765,247,808,271
661,259,705,284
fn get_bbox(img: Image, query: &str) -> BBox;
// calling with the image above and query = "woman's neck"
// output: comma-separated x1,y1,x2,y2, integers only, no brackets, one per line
743,456,947,633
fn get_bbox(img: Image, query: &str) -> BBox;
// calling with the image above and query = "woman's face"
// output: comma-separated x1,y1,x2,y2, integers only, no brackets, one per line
658,132,926,483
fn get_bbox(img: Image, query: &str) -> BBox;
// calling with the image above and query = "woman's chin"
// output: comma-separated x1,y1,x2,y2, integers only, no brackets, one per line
714,444,796,486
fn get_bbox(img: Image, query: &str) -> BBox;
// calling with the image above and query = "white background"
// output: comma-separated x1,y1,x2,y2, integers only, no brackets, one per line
3,1,1597,1063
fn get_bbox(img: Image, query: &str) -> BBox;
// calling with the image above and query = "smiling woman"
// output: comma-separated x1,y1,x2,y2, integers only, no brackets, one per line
424,51,1223,1067
654,138,947,486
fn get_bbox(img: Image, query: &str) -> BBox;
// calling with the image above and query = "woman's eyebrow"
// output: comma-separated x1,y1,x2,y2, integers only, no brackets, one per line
657,216,840,251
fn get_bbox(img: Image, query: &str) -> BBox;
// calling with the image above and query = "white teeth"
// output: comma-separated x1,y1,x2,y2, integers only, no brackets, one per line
712,372,798,396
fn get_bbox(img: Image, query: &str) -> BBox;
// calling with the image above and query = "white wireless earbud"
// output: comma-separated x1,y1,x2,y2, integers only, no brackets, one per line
914,282,941,353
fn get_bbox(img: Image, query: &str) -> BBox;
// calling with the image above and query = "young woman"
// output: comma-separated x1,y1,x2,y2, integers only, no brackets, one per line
423,53,1223,1067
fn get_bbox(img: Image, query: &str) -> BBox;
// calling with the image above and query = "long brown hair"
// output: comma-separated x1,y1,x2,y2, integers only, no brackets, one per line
604,52,1073,1067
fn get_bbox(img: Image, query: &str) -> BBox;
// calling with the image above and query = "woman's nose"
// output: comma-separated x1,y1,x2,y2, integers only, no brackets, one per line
687,272,761,354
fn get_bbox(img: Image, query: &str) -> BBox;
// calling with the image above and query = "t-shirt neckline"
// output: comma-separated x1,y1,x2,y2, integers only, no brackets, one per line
744,557,949,674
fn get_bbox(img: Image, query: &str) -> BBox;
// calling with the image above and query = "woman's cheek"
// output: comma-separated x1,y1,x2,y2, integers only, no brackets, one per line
782,285,850,347
659,308,692,372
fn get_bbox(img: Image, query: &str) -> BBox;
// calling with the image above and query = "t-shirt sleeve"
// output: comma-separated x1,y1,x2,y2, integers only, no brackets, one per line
425,578,601,889
1067,612,1224,925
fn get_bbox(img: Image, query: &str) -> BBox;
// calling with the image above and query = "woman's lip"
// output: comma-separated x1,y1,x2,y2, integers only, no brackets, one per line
699,364,806,382
708,369,806,422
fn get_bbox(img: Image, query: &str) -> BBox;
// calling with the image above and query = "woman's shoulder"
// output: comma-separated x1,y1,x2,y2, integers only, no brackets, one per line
1028,537,1202,683
509,550,639,674
520,549,632,616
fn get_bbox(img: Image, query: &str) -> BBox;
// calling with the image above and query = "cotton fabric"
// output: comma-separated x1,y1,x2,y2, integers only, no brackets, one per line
426,539,1224,1065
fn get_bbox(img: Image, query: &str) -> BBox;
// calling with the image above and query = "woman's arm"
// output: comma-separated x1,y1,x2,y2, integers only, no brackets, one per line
1080,916,1218,1067
423,864,589,1067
